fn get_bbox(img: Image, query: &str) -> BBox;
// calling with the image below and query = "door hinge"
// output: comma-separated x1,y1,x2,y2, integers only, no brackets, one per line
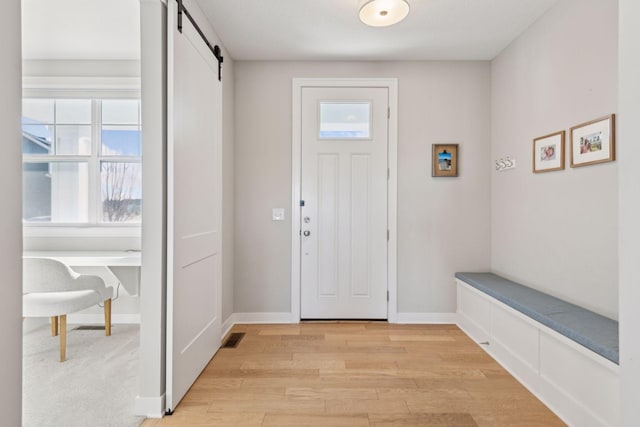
387,106,390,119
387,168,390,180
387,229,389,241
387,290,389,302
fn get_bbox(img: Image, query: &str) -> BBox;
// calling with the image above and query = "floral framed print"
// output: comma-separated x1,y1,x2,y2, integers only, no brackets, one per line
533,130,565,173
570,114,615,168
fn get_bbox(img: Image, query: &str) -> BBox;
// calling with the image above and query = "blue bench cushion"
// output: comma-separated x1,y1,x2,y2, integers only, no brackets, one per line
455,272,619,364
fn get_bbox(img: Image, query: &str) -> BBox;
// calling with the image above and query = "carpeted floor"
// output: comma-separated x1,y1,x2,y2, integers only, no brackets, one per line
23,323,144,427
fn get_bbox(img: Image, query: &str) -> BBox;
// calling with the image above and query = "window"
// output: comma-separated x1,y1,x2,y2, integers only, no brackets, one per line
319,101,372,139
22,98,142,225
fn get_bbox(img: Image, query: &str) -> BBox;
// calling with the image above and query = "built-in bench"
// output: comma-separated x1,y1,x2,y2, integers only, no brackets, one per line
455,272,619,427
455,272,619,364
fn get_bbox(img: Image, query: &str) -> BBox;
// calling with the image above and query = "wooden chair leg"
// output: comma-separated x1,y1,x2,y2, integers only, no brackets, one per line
59,314,67,362
51,316,59,336
104,298,112,336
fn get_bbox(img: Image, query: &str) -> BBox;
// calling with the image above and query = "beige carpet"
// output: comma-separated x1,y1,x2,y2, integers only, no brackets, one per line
23,323,144,427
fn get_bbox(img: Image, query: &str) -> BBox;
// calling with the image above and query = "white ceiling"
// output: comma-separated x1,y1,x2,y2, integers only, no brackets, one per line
20,0,559,62
22,0,140,61
197,0,560,61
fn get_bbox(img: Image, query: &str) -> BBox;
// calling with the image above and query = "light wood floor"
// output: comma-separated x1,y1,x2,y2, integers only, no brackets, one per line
142,322,565,427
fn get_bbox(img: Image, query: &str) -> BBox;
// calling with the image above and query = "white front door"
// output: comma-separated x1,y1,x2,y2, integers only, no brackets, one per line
166,1,222,411
300,87,389,319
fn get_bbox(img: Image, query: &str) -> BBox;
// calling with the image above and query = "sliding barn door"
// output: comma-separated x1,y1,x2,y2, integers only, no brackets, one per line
166,0,222,411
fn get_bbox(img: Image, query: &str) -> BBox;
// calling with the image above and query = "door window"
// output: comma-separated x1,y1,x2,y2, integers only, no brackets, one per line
318,101,371,139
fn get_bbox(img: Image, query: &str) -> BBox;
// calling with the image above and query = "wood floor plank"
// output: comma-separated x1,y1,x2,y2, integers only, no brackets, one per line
369,412,479,427
324,333,391,341
285,387,378,400
376,387,474,402
436,352,495,363
395,359,497,371
389,334,456,342
182,386,286,402
214,350,294,361
147,411,265,426
206,398,326,414
240,359,345,370
201,368,319,378
344,360,398,369
269,344,408,354
320,367,487,380
184,377,243,389
471,411,566,427
281,334,326,341
243,376,419,389
415,377,534,397
262,413,369,427
325,398,409,414
293,351,422,363
142,323,565,426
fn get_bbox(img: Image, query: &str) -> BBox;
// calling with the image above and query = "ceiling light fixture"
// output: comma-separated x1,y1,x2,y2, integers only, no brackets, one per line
358,0,410,27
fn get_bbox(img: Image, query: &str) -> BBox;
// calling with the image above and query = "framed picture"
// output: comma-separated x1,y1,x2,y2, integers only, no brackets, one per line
432,144,458,177
570,114,615,167
533,130,565,173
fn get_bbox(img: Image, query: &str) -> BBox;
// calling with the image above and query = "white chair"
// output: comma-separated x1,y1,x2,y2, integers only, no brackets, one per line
23,258,113,362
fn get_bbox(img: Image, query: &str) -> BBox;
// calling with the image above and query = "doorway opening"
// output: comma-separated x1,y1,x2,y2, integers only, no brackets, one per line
21,1,143,425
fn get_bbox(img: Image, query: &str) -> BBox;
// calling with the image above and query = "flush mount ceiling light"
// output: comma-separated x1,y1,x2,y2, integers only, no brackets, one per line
359,0,410,27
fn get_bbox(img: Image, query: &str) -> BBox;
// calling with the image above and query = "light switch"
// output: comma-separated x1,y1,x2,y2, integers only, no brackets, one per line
272,208,285,221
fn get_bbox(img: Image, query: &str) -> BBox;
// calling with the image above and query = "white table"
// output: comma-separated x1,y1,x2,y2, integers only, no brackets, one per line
24,251,142,295
24,250,141,267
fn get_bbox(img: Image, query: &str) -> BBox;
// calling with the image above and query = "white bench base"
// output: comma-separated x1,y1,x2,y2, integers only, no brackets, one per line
456,279,619,427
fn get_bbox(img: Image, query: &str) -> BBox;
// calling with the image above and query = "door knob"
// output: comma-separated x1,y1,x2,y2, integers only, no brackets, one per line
303,230,311,236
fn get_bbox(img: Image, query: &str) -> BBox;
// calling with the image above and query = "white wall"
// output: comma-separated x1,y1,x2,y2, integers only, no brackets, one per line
491,0,619,319
618,0,640,423
234,61,492,315
23,59,140,78
137,0,167,417
0,0,23,424
222,57,235,323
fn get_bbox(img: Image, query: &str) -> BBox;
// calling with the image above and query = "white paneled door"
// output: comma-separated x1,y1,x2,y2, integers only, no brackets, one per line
166,1,222,412
300,87,389,319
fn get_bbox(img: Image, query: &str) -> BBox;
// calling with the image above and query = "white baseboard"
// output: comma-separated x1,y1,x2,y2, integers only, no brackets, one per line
221,314,237,339
232,312,295,324
224,311,456,327
67,312,455,328
395,312,457,324
221,312,295,339
67,313,141,324
134,393,166,418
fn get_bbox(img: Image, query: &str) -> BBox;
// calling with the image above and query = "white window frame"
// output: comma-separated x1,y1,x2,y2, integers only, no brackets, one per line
23,79,142,238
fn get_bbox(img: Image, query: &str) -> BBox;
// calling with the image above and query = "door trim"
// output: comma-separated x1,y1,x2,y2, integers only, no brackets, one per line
291,78,398,323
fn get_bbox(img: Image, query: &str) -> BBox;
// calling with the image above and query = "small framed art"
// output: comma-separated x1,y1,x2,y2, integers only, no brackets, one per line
533,130,565,173
432,144,458,177
570,114,615,168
